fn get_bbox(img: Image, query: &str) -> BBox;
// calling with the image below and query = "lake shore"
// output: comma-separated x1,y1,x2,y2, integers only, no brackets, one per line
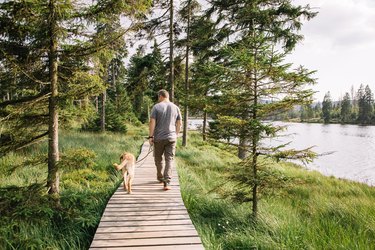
188,118,375,186
177,133,375,249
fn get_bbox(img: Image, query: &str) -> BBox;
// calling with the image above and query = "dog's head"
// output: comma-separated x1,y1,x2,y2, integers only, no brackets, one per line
120,152,132,162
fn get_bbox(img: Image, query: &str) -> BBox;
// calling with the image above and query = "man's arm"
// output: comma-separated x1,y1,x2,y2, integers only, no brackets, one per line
149,118,156,145
176,119,181,136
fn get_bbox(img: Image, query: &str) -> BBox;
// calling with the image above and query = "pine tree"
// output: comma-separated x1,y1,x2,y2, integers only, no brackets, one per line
205,0,317,217
178,0,201,146
322,92,332,123
188,14,218,141
358,85,374,124
340,92,351,123
144,0,178,101
0,0,151,195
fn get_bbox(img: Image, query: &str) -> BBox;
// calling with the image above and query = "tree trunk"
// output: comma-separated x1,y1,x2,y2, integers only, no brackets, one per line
251,139,258,218
169,0,175,102
182,0,191,147
47,0,60,196
252,39,259,218
113,64,119,110
147,101,150,122
238,137,248,159
95,96,99,113
202,109,207,141
101,91,106,132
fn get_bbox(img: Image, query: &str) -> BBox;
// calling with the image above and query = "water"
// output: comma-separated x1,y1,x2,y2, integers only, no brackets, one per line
189,119,375,186
267,122,375,186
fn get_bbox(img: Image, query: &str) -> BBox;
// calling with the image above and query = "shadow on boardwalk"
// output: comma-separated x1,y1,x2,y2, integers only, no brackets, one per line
90,141,204,250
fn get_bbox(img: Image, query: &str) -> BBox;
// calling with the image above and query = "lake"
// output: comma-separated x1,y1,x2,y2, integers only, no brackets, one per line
188,119,375,186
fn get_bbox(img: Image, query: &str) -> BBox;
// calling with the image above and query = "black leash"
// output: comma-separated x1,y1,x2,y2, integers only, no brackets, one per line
135,143,154,168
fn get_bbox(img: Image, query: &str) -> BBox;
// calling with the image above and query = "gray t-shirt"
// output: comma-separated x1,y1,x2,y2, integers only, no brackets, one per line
151,101,182,141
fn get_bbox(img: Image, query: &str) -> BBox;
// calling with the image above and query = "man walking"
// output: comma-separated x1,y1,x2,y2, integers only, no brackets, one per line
149,89,182,190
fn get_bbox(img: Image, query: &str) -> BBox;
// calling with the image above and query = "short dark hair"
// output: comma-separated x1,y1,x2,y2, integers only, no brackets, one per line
158,89,169,98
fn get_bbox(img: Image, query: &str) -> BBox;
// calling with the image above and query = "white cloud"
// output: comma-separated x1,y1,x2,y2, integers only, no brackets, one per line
299,0,375,49
289,0,375,101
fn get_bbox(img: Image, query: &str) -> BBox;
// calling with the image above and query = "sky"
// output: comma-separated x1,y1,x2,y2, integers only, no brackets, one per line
123,0,375,102
287,0,375,101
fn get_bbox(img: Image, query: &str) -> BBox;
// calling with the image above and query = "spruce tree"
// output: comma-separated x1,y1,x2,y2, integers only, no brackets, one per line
358,85,374,124
144,0,177,101
204,0,317,217
178,0,201,146
0,0,151,195
340,92,351,123
322,92,332,124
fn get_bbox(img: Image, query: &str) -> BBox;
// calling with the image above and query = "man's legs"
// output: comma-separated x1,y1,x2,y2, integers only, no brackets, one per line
153,140,165,181
163,140,176,184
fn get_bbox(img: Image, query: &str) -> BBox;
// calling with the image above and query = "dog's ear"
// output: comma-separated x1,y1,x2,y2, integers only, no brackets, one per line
124,153,134,161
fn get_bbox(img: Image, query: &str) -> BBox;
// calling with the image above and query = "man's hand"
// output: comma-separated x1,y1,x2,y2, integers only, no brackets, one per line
149,118,156,146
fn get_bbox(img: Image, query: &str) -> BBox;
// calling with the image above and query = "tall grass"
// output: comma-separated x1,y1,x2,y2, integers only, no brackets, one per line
0,125,147,249
177,133,375,250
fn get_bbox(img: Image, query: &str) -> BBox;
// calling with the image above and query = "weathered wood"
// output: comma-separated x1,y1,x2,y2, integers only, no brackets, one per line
98,219,194,227
102,210,190,217
91,237,202,248
106,203,186,208
93,230,199,240
104,207,188,212
95,224,197,233
90,141,204,249
90,244,204,250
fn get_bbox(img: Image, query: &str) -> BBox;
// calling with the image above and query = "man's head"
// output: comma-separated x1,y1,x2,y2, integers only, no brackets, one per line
158,89,169,102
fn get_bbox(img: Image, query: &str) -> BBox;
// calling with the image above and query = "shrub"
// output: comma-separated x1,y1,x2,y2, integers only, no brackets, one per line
60,148,97,171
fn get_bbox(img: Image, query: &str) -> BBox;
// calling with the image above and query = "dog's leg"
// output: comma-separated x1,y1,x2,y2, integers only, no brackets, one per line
123,172,128,192
127,174,133,194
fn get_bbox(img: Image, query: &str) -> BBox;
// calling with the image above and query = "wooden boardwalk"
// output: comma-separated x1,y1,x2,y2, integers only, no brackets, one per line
90,141,204,250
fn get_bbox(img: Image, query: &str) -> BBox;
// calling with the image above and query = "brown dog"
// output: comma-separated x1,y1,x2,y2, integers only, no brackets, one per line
113,152,136,194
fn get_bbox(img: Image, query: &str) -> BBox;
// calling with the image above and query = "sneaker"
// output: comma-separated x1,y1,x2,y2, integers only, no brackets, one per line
163,181,171,191
157,178,164,183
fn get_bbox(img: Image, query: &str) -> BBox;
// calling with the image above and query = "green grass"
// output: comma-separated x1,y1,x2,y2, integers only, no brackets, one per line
0,124,147,249
2,128,374,249
177,133,375,250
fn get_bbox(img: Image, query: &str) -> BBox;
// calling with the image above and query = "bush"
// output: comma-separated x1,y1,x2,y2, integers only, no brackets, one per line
60,148,97,171
81,102,130,133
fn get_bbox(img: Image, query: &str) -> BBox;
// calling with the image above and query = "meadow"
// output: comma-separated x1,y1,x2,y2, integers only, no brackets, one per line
1,129,375,249
177,133,375,250
0,125,146,249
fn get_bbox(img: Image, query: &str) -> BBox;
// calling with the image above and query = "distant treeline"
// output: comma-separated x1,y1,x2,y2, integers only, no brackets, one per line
276,84,375,125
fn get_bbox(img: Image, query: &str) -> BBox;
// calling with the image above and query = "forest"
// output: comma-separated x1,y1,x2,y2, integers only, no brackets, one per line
1,0,375,249
280,84,375,124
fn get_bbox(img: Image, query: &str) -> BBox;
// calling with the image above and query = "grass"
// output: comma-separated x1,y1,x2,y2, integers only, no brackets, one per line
1,128,374,249
0,124,147,249
176,133,375,250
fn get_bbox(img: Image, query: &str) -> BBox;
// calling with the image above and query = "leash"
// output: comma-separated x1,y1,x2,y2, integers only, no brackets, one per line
135,142,154,168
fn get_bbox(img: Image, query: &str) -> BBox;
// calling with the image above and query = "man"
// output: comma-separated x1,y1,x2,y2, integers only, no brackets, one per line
149,89,182,190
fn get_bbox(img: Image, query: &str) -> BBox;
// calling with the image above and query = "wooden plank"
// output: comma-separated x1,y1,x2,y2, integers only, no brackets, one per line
101,214,190,222
102,210,190,217
98,219,194,227
106,203,185,208
90,141,204,249
104,207,188,212
93,230,199,240
90,236,202,248
95,224,196,233
90,244,204,250
109,198,183,201
112,194,182,198
107,199,184,204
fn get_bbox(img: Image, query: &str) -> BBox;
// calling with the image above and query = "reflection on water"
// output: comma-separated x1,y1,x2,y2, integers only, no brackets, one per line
189,119,375,186
267,122,375,186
